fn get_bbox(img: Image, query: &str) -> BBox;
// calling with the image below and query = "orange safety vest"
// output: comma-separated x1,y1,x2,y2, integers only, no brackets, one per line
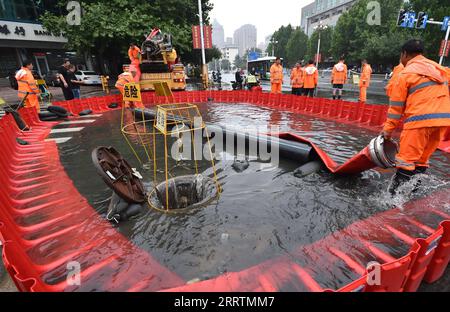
270,63,283,84
384,55,450,132
385,63,404,97
128,46,141,63
331,62,347,85
115,72,134,91
15,67,39,99
359,64,372,87
303,65,318,89
290,67,304,88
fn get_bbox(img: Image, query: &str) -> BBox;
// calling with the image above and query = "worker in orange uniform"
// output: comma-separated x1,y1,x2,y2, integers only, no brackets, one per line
128,42,141,83
15,59,40,112
359,59,372,103
290,62,304,96
381,39,450,195
303,60,318,97
331,57,348,100
116,67,136,108
270,57,283,94
385,62,404,98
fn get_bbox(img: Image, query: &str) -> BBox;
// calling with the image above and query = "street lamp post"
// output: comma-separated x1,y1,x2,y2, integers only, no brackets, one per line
270,38,278,57
197,0,208,88
314,21,328,69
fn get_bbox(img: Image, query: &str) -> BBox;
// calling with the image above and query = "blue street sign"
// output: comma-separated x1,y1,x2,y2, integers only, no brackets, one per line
407,12,416,28
442,16,450,31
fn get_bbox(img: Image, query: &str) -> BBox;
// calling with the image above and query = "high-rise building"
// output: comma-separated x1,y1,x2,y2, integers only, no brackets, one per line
233,24,257,56
300,0,357,37
225,37,233,45
212,19,225,48
221,45,239,68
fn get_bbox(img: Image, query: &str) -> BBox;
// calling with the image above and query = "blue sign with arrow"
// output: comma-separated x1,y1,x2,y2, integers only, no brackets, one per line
442,16,450,31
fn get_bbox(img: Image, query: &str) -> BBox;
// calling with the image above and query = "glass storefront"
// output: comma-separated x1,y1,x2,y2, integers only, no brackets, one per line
0,0,61,23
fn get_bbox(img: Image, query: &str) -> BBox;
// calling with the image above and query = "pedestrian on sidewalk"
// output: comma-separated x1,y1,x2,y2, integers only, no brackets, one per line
270,57,283,94
302,60,318,97
15,59,40,111
58,58,74,101
359,59,372,103
68,64,84,99
290,62,304,96
331,57,347,100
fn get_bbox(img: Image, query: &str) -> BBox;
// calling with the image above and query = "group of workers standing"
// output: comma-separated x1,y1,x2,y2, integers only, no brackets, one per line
270,56,372,103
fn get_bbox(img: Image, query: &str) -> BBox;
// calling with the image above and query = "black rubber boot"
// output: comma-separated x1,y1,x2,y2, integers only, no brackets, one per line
389,169,416,196
411,166,428,194
333,95,336,100
338,95,342,100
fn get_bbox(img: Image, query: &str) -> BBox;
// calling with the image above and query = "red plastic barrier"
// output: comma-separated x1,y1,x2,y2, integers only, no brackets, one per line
424,220,450,283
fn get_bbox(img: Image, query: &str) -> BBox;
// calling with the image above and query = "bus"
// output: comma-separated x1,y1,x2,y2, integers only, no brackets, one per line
247,56,283,81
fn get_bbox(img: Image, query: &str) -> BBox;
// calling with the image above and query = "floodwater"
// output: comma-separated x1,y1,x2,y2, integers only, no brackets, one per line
54,102,450,291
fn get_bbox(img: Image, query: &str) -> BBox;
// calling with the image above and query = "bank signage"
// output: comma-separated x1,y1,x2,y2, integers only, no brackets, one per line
0,20,67,43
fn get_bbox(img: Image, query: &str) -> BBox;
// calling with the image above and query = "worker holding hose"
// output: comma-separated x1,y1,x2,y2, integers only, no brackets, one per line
15,59,40,112
381,39,450,195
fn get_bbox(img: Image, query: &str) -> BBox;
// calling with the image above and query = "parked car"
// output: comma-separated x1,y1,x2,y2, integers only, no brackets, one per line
44,70,61,87
75,70,102,85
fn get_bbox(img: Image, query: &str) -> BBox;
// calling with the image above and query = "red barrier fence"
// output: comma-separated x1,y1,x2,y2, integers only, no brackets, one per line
0,92,448,292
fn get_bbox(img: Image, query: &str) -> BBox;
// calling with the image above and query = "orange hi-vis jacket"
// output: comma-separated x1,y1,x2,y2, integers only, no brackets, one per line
386,63,404,98
290,67,304,88
383,55,450,132
303,65,318,89
270,63,283,84
128,46,141,64
15,67,40,100
359,64,372,87
331,62,347,84
115,72,134,93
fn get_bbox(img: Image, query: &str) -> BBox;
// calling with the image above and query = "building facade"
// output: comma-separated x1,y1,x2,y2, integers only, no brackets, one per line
300,0,357,37
233,24,257,57
0,0,77,77
212,19,225,49
221,45,239,67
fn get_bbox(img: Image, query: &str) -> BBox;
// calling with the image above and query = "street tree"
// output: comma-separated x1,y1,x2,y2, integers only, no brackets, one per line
306,27,334,65
285,28,309,67
266,25,294,60
40,0,214,74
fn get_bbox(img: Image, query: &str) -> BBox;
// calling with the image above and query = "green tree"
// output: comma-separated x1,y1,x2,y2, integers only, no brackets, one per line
285,28,309,67
331,0,417,67
306,27,334,65
409,0,450,64
266,25,294,60
221,59,231,71
234,55,246,69
40,0,214,74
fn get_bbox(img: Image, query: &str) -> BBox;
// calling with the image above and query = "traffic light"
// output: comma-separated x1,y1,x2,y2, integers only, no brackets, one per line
397,9,408,27
415,12,428,29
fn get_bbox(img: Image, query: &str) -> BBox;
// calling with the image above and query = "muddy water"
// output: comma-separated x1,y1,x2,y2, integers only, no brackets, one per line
54,103,449,290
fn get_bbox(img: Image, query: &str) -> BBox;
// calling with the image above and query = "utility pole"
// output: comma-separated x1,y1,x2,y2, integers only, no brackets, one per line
198,0,208,88
314,22,328,69
270,38,278,57
440,24,450,65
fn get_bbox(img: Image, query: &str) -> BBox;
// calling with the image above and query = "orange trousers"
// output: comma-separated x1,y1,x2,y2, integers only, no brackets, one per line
130,60,141,83
271,83,282,94
395,127,448,171
20,94,40,112
359,86,367,102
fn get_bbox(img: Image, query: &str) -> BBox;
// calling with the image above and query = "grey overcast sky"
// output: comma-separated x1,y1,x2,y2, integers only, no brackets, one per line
210,0,313,43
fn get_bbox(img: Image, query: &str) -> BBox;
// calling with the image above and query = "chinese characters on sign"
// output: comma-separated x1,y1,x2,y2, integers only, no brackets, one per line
14,26,25,36
0,24,10,35
123,83,142,102
191,25,213,49
155,108,167,134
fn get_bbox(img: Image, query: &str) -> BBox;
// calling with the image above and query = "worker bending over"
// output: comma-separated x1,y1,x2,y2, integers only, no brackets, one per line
303,60,318,97
128,42,141,83
381,39,450,195
359,59,372,103
331,57,347,100
15,59,40,112
270,57,283,94
290,62,304,96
